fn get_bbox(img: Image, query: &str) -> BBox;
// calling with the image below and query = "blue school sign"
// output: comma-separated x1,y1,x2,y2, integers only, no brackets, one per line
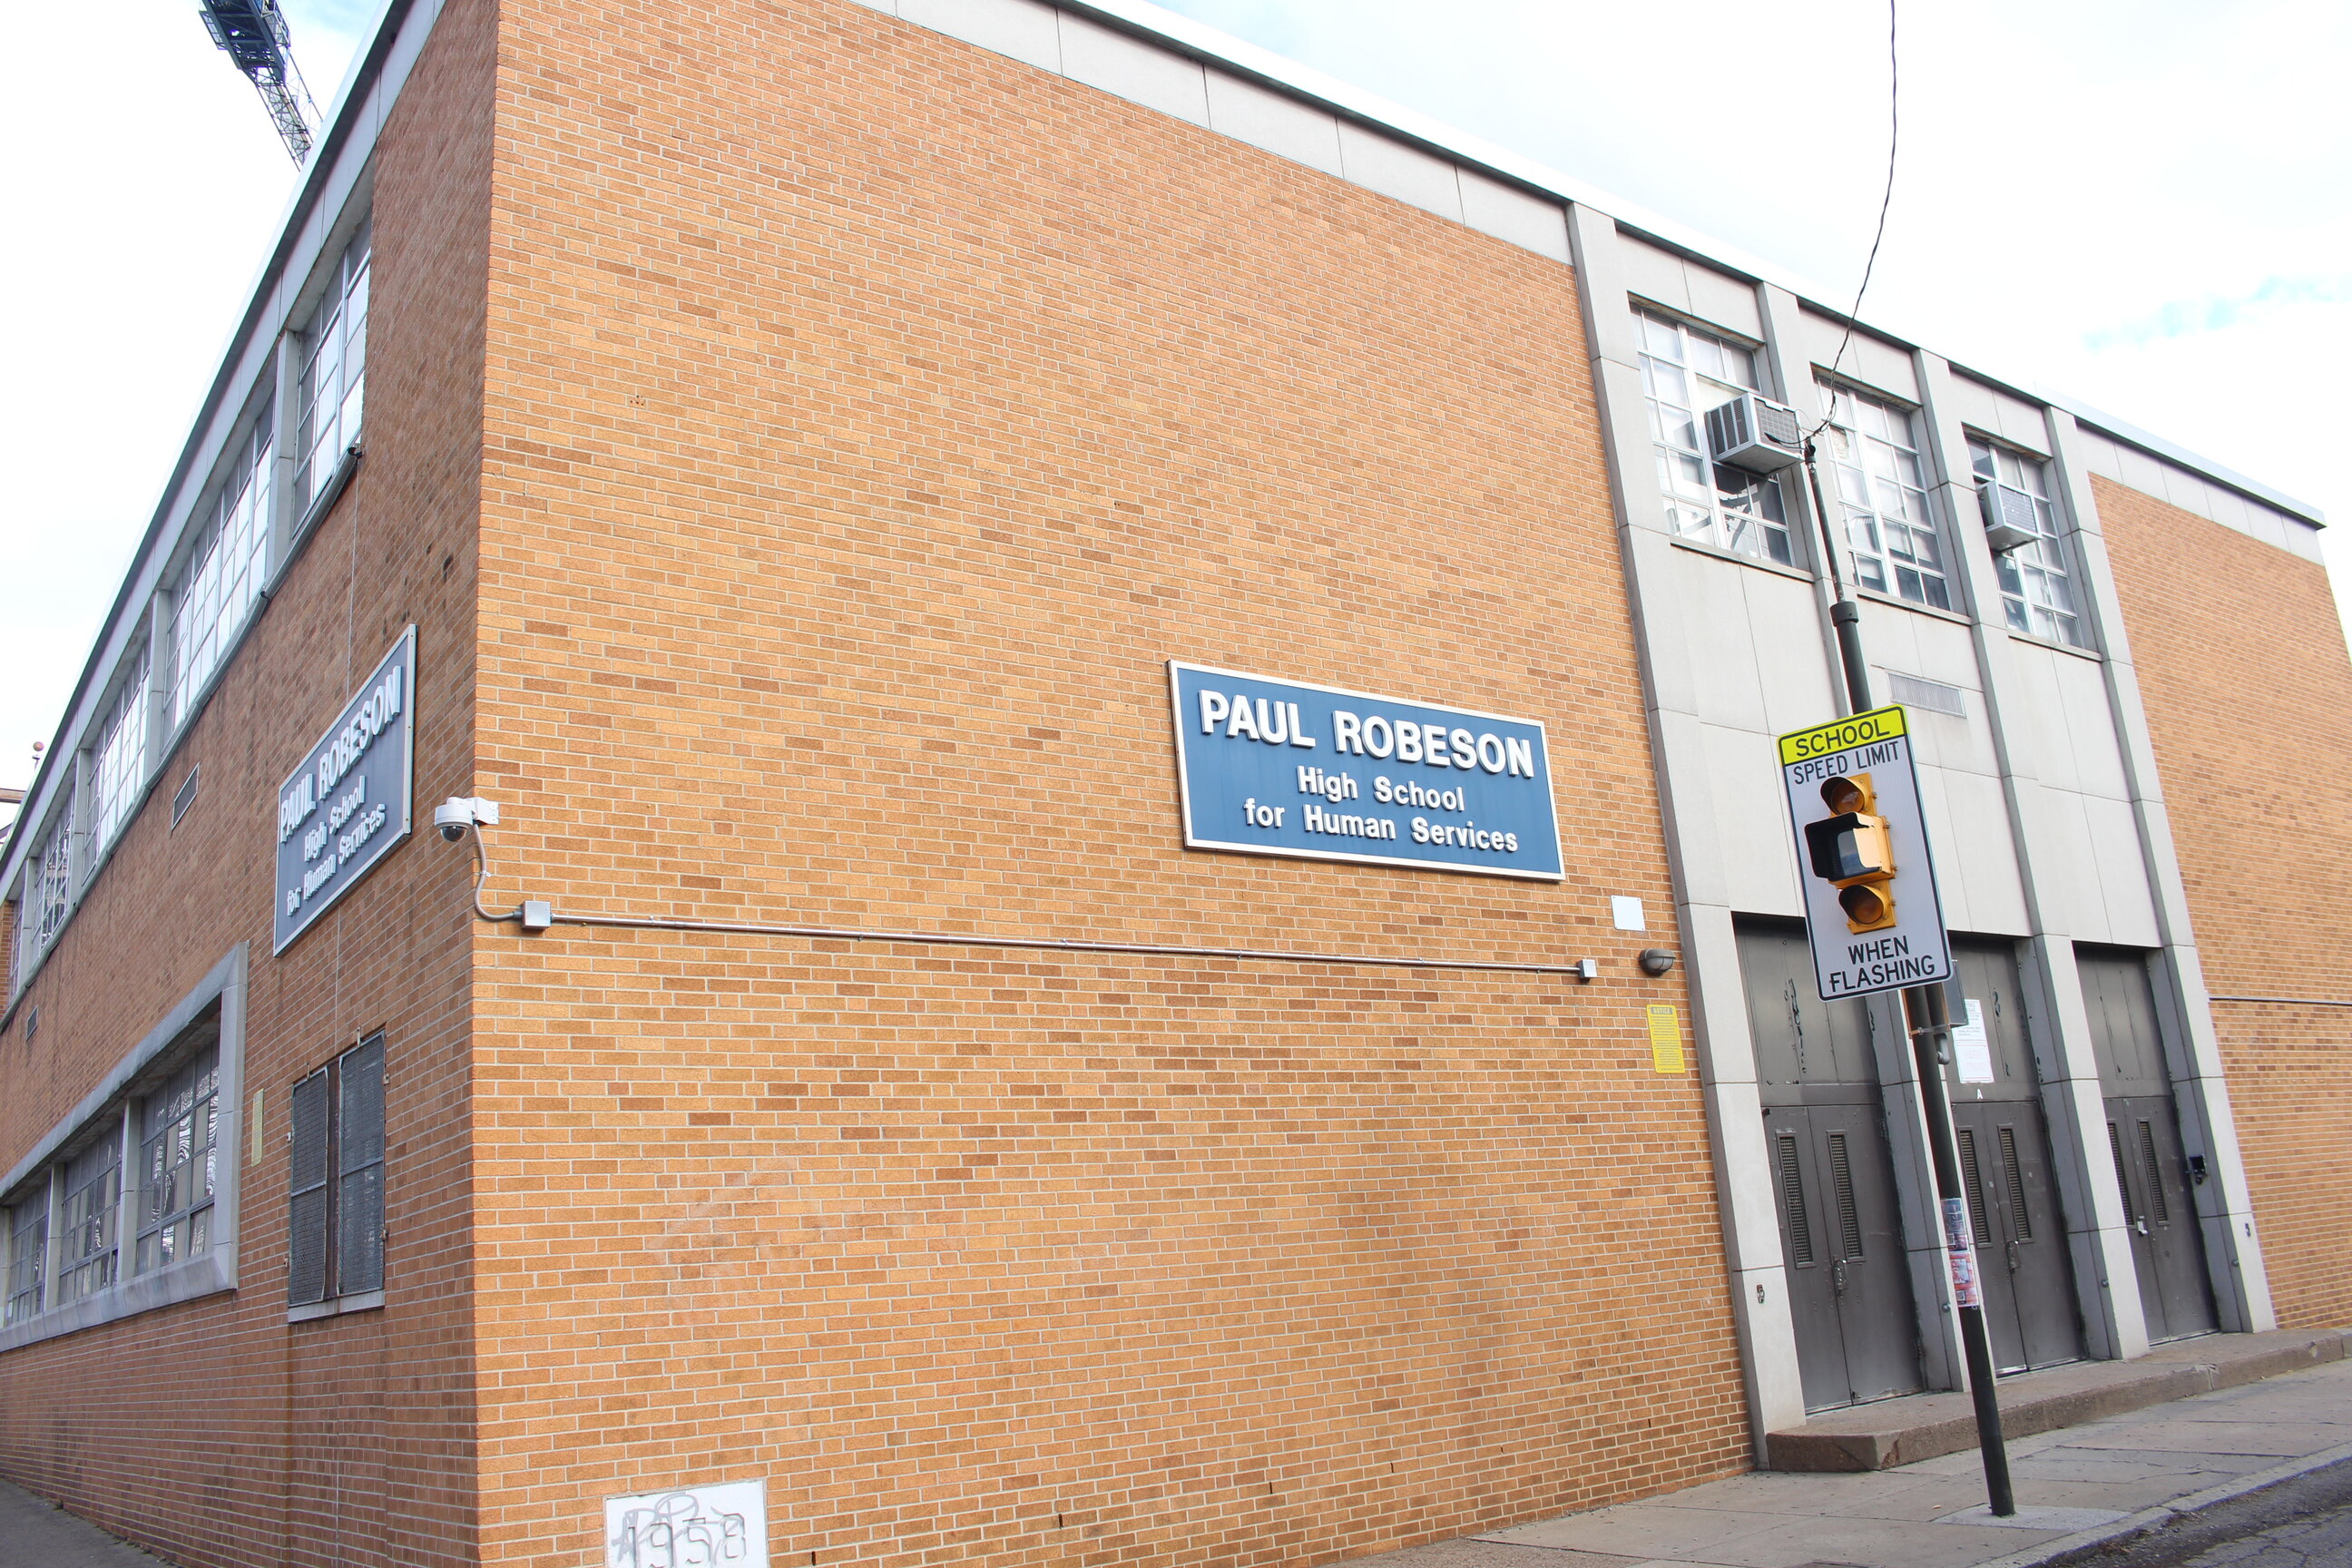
1168,661,1563,880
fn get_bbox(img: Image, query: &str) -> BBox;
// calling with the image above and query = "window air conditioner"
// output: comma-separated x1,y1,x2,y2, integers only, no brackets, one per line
1704,394,1805,473
1977,482,2041,554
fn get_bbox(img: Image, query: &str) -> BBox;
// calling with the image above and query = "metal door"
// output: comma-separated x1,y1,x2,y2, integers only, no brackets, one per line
2102,1097,2217,1341
2077,947,2218,1342
1946,940,2082,1373
1740,918,1923,1410
1763,1103,1923,1408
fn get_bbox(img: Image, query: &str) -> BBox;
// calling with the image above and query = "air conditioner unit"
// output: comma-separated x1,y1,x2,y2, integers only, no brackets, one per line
1978,482,2041,554
1705,394,1805,474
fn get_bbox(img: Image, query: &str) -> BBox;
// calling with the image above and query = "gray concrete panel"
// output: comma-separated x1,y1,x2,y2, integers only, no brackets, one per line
1456,170,1569,261
900,0,1062,71
1336,122,1464,221
1798,307,1918,402
1058,11,1207,123
1201,70,1342,173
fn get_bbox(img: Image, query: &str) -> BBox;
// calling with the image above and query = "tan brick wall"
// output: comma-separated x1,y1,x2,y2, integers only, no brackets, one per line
2096,475,2352,1331
467,1,1743,1563
0,0,500,1561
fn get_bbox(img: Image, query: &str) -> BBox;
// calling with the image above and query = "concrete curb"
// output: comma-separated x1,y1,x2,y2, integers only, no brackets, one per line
1766,1328,2352,1473
1964,1439,2352,1568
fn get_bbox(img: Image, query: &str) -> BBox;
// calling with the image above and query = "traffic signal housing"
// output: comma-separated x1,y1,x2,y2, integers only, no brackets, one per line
1803,772,1898,934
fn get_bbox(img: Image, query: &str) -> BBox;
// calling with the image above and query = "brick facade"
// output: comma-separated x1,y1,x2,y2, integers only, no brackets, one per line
1,1,1752,1563
2096,475,2352,1331
463,1,1741,1561
0,1,497,1562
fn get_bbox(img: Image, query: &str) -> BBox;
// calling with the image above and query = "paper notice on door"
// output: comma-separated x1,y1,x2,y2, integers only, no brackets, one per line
1953,997,1994,1083
1647,1004,1686,1073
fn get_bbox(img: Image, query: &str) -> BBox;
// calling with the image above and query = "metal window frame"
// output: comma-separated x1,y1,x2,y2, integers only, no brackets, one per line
0,946,246,1354
1634,308,1797,565
1820,381,1954,611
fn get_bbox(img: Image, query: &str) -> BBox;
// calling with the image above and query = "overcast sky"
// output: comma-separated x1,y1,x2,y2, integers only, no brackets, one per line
2,0,2346,799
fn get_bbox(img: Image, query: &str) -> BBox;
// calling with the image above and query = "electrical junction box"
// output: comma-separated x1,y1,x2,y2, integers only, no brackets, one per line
1704,393,1806,473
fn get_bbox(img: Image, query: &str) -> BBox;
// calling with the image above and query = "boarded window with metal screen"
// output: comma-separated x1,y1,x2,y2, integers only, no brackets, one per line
1775,1134,1814,1266
288,1067,331,1307
336,1036,386,1296
1827,1132,1866,1260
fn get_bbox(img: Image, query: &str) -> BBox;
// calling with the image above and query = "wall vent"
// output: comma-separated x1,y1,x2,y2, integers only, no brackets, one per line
172,766,201,828
1887,672,1967,718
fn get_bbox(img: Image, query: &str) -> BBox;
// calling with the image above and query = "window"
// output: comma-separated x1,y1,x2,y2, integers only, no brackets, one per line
295,226,370,512
170,416,274,730
1822,384,1952,611
88,652,151,863
54,1131,122,1306
1637,312,1795,564
1970,439,2087,648
289,1034,386,1308
135,1045,220,1274
4,1193,44,1326
29,798,75,961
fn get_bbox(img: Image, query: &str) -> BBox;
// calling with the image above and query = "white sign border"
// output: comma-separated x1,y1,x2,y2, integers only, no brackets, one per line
1167,659,1566,882
1780,713,1953,1001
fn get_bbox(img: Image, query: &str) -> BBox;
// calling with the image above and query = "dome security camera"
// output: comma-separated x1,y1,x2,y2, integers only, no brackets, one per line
433,796,501,842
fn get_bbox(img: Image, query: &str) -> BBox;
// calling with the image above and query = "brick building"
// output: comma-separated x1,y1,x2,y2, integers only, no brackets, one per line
0,2,2343,1565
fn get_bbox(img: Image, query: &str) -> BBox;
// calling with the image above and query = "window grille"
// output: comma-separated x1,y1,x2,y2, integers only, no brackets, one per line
1969,438,2087,647
54,1131,122,1305
171,416,274,730
4,1194,45,1325
1636,312,1794,565
1822,385,1951,611
295,226,370,512
88,652,152,862
289,1033,388,1308
136,1045,220,1275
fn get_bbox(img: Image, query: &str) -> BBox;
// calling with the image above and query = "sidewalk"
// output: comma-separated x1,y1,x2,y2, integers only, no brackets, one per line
0,1478,176,1567
1359,1348,2352,1568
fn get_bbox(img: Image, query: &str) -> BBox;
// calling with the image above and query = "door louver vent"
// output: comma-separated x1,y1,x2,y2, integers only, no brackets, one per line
1827,1132,1865,1260
1776,1134,1814,1266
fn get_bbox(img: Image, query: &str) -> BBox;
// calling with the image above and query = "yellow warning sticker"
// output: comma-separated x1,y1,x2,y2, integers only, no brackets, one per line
1647,1004,1687,1074
1777,703,1908,767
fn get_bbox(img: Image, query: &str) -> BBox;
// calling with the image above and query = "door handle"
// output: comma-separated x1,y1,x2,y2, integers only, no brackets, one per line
2135,1219,2149,1236
2008,1242,2021,1273
1833,1259,1847,1294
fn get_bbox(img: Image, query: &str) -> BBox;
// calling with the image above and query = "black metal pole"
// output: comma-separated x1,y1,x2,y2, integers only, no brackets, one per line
1904,985,2017,1515
1803,444,1876,714
1808,436,2014,1515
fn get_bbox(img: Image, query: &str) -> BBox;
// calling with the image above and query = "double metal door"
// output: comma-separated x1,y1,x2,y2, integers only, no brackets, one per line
1763,1101,1922,1410
1947,1100,2079,1371
2078,947,2217,1343
1945,939,2082,1373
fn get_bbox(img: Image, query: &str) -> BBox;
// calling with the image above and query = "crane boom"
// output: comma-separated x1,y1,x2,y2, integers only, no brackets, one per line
198,0,318,163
